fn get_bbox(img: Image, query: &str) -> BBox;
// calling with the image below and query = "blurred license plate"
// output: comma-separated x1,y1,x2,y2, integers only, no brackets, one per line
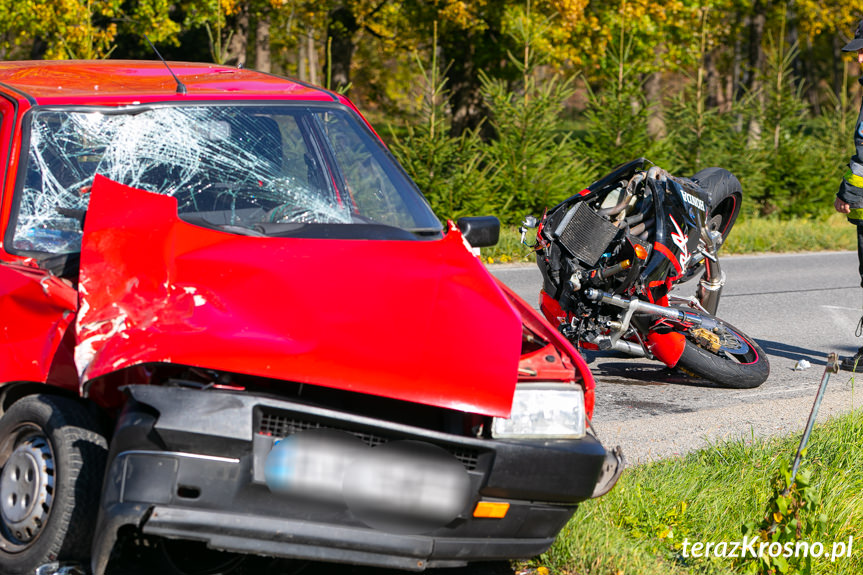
265,430,471,531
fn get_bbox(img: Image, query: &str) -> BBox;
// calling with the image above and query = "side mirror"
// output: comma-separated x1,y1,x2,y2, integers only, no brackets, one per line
519,215,538,246
456,216,500,248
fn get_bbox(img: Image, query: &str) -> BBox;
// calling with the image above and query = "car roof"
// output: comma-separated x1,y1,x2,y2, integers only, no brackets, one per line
0,60,339,105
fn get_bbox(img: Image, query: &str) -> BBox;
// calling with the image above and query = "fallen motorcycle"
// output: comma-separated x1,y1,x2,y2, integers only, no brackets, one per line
523,158,769,388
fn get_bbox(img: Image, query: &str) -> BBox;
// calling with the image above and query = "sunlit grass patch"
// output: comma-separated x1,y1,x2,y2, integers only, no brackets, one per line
723,214,857,254
521,409,863,575
482,215,858,264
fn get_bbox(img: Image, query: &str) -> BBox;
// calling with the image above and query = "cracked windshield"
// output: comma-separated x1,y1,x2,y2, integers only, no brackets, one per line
12,105,441,254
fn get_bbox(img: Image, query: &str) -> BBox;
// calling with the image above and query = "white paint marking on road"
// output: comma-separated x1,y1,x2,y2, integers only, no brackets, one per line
739,385,823,400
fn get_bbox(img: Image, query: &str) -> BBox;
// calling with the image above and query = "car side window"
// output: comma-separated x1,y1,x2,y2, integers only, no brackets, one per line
13,112,94,253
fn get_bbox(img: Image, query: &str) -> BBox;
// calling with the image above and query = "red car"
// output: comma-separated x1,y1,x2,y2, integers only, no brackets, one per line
0,60,622,574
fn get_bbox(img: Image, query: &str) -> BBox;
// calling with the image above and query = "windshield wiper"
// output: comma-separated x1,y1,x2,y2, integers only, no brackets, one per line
181,214,267,237
253,222,418,240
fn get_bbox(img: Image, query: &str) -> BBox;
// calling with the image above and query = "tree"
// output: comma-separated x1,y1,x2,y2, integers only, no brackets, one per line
0,0,123,59
792,0,860,108
324,1,395,91
181,0,249,65
0,0,182,60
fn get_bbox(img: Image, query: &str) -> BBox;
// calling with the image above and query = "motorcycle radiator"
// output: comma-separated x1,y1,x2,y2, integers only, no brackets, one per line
553,203,620,266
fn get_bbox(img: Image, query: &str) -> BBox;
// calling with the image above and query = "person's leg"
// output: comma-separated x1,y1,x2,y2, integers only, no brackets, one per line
858,222,863,287
840,223,863,371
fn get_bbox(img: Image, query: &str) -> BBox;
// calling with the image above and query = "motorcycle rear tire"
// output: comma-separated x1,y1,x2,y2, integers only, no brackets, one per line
676,316,769,389
690,167,742,244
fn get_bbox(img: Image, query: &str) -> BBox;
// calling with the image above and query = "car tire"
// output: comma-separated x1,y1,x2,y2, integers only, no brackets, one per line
0,394,108,575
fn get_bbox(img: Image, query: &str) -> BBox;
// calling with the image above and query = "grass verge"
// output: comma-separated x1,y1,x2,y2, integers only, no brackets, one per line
520,408,863,575
481,215,858,264
723,214,857,255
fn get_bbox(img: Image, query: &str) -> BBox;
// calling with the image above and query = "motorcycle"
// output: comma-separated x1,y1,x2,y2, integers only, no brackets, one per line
522,158,769,388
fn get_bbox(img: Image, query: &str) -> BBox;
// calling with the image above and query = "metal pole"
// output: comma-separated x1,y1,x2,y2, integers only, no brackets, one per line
789,352,839,486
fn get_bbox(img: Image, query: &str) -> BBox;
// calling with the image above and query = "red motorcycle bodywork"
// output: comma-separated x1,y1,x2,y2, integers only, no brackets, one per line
539,289,686,368
644,331,686,367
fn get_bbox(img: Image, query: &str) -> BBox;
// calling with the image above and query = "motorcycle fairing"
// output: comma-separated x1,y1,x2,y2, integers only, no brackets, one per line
76,176,523,418
644,330,686,367
541,160,711,305
637,177,704,303
547,158,647,215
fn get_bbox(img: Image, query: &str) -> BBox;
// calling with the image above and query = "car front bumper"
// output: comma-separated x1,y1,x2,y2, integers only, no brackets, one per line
91,385,623,574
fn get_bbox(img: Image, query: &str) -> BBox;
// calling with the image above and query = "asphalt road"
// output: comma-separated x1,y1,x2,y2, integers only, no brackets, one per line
491,251,863,462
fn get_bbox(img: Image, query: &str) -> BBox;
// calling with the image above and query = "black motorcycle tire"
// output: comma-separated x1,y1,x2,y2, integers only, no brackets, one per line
676,315,769,389
690,167,742,244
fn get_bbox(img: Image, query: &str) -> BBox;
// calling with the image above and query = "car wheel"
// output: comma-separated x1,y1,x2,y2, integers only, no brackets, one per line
0,395,107,575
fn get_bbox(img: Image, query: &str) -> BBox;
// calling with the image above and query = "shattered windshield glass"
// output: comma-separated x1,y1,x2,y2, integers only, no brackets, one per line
12,104,441,254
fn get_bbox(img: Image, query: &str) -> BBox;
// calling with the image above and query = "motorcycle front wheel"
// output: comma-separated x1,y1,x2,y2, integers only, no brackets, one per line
676,314,769,388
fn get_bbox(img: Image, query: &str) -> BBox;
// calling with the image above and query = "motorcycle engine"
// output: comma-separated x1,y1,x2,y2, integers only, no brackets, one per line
536,172,655,339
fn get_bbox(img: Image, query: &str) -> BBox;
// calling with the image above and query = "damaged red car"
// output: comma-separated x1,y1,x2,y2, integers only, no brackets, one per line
0,60,622,574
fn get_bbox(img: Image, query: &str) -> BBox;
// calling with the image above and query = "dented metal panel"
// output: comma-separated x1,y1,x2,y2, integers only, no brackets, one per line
77,177,522,417
0,262,76,383
496,279,596,419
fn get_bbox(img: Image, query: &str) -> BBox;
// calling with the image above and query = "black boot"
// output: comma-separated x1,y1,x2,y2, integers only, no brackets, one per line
840,346,863,372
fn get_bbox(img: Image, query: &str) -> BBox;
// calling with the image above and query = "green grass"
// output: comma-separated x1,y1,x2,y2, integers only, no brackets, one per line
481,215,858,264
481,226,538,264
519,409,863,575
723,214,857,255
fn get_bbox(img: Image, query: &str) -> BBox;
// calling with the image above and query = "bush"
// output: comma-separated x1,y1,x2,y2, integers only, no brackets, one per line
479,67,593,224
386,56,498,222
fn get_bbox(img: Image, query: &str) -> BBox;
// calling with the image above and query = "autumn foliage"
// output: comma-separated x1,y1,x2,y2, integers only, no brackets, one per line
0,1,860,222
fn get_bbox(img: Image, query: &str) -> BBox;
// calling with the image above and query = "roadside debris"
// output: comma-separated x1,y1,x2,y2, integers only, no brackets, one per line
792,359,812,371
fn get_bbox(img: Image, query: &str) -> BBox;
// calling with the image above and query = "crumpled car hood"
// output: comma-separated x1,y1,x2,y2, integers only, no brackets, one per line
77,176,522,417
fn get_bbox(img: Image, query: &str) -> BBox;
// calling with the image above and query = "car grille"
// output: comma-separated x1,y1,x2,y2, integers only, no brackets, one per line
258,410,480,471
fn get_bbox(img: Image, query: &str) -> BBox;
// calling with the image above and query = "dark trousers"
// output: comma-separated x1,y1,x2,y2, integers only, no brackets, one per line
858,223,863,287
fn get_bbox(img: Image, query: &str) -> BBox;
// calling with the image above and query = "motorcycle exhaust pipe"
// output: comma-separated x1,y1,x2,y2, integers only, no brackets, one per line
595,336,646,357
584,288,717,330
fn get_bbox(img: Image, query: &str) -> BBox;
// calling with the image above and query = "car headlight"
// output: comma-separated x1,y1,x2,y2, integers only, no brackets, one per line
492,383,586,439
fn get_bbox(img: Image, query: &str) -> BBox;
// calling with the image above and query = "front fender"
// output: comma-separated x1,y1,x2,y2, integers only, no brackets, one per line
493,278,595,420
